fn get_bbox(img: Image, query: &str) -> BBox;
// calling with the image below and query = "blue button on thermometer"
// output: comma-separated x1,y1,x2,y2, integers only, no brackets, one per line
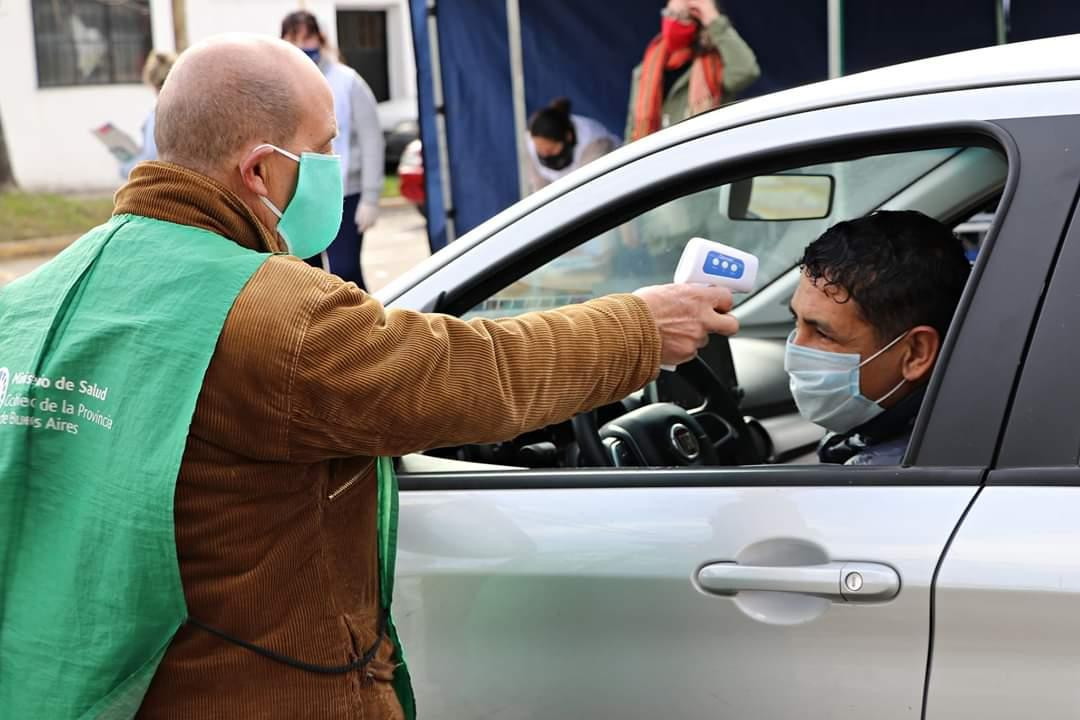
703,251,745,280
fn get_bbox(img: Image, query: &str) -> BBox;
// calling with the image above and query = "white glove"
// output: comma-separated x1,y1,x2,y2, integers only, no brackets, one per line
355,202,379,233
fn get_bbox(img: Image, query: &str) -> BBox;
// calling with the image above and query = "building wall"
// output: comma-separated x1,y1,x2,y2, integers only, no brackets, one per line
0,0,414,193
0,0,175,192
184,0,416,102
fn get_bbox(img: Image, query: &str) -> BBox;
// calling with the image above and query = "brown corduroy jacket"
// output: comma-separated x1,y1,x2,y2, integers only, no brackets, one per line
118,163,662,719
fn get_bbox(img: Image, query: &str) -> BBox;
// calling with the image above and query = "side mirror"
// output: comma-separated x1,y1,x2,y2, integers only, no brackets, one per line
728,174,834,221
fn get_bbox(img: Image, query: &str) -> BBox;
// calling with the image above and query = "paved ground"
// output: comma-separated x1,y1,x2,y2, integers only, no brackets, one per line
362,200,430,292
0,199,430,291
0,255,52,286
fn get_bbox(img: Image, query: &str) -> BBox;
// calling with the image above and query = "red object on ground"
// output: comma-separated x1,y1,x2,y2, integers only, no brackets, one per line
397,139,426,208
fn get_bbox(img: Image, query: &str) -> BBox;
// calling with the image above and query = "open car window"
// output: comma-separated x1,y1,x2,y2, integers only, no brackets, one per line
426,141,1008,473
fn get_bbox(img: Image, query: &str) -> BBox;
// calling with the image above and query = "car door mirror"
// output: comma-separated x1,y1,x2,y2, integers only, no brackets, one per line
728,174,834,221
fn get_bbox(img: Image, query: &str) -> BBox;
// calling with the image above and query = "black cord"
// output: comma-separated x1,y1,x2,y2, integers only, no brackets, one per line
185,611,386,675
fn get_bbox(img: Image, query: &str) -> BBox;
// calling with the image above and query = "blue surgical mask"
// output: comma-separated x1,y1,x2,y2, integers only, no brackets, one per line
302,47,321,64
784,329,908,434
255,143,343,259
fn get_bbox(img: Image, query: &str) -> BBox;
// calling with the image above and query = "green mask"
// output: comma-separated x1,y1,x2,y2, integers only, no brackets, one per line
257,144,343,259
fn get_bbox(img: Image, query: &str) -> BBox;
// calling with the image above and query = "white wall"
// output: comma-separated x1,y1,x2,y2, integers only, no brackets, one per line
0,0,175,192
1,0,414,192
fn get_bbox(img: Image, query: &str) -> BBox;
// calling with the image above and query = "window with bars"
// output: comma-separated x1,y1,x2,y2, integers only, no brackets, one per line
336,10,389,102
32,0,153,88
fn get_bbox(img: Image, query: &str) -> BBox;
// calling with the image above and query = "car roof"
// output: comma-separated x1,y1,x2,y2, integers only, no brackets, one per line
456,35,1080,242
379,34,1080,302
646,33,1080,149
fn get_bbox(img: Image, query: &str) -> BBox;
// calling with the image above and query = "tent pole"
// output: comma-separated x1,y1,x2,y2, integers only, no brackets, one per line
505,0,530,199
827,0,843,79
427,0,456,242
996,0,1010,44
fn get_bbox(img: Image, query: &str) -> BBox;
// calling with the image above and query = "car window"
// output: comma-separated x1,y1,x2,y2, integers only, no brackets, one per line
427,142,1008,473
464,147,995,320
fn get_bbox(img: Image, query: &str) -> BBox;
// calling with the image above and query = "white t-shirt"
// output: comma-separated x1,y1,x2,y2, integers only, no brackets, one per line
526,114,621,184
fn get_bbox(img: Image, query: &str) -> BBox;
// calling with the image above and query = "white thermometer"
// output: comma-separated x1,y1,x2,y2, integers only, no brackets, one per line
662,237,759,371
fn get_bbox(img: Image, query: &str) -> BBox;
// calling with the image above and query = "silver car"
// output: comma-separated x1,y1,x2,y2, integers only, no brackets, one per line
378,34,1080,719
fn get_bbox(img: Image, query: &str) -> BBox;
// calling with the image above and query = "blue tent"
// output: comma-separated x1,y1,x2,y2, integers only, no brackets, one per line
409,0,1080,253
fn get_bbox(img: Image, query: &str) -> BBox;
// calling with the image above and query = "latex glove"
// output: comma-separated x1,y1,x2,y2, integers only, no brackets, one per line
355,202,379,233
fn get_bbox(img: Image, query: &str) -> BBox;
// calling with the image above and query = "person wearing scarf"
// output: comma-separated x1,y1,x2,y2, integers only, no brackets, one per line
626,0,760,142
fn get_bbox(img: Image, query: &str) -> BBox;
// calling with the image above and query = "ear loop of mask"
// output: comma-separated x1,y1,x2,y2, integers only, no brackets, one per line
249,144,300,253
859,330,910,404
251,143,300,218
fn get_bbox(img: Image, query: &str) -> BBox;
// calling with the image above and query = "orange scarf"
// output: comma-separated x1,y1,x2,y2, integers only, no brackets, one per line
630,34,725,141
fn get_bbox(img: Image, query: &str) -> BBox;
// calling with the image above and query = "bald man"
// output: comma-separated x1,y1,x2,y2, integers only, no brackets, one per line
0,35,738,719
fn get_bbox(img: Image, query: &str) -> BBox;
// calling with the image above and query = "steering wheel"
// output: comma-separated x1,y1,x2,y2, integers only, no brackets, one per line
572,354,767,467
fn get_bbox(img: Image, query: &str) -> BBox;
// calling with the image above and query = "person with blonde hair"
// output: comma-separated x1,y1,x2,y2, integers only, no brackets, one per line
119,50,177,177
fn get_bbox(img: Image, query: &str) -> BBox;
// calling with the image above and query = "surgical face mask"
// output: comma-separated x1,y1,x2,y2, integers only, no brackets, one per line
537,138,575,171
661,15,698,50
784,329,909,434
256,144,343,259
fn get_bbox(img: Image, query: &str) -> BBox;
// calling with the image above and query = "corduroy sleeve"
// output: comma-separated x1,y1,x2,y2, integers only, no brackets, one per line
287,278,661,460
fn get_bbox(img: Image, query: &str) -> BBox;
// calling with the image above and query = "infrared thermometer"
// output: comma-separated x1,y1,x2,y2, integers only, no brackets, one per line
662,237,759,371
673,237,758,292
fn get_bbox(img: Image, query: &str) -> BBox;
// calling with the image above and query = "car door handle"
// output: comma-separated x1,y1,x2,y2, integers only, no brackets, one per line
696,562,900,602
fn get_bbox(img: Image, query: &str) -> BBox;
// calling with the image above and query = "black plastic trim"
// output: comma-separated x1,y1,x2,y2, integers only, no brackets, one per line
399,465,985,492
914,116,1080,467
996,154,1080,467
986,467,1080,486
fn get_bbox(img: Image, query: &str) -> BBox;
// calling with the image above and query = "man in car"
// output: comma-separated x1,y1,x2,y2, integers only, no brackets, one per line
787,210,971,465
0,35,738,719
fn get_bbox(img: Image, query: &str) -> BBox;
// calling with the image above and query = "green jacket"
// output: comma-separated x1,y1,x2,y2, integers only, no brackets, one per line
625,14,761,141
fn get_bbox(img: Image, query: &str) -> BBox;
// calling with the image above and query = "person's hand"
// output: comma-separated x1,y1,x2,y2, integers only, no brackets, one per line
355,202,379,232
688,0,722,26
634,283,739,367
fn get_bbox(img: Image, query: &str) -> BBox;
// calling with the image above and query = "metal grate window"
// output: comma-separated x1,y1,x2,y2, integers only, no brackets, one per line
336,10,389,102
32,0,153,88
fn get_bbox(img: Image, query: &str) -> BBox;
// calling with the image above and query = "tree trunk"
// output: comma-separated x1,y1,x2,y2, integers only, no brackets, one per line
171,0,188,51
0,111,15,190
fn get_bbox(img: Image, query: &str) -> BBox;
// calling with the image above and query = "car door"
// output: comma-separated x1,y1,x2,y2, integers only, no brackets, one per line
925,136,1080,719
388,87,1080,718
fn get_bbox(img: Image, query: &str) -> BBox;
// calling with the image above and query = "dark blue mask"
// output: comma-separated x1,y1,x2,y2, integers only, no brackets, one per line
302,47,321,64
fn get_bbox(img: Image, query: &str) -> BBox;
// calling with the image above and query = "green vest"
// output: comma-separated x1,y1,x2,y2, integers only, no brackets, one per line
0,214,414,719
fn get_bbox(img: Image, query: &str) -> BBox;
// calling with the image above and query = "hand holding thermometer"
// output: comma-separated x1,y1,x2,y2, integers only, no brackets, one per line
661,237,759,371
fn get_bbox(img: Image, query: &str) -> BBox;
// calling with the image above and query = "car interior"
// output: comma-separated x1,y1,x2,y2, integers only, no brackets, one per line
403,141,1009,473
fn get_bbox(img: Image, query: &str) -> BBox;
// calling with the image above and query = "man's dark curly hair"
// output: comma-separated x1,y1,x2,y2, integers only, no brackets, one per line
799,210,971,343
